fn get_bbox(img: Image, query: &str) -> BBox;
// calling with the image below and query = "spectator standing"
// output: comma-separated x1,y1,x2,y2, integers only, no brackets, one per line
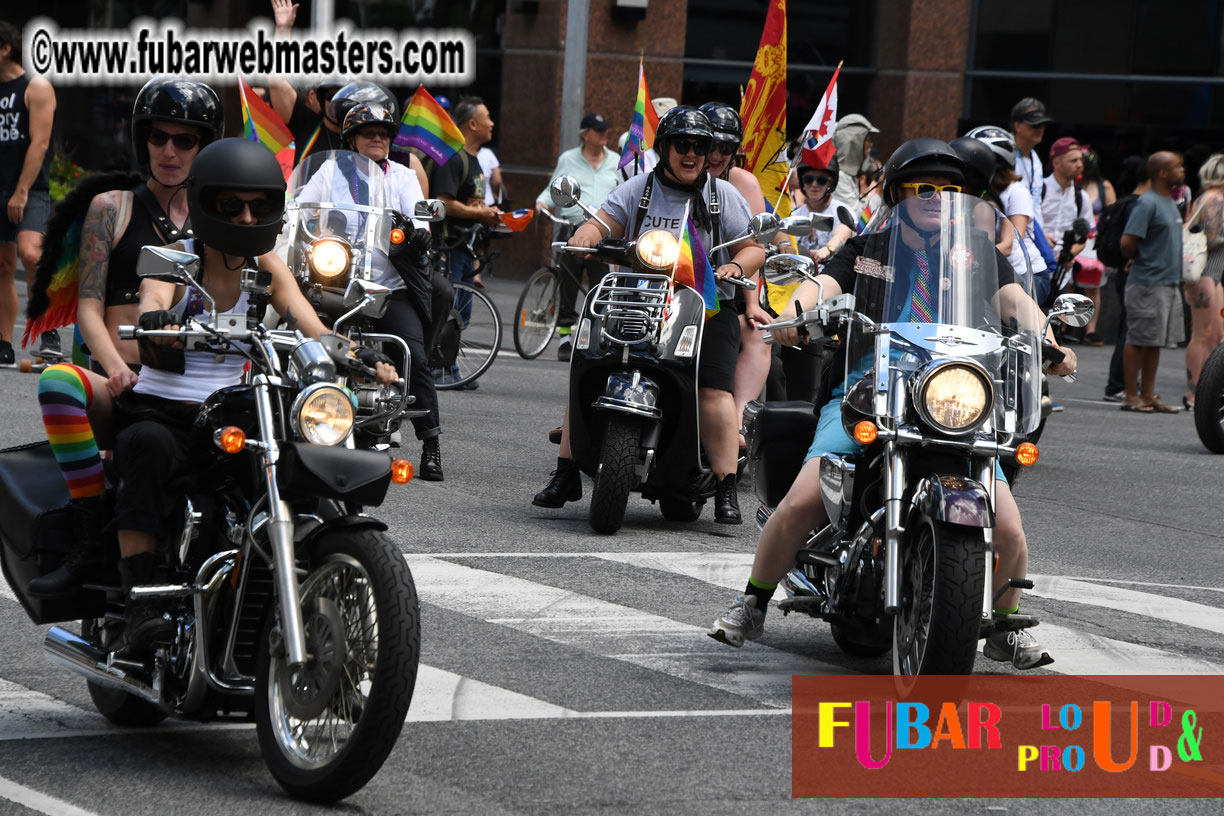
831,114,882,226
478,146,504,206
536,112,621,360
1076,147,1116,345
1041,137,1096,339
1103,157,1149,401
0,20,57,363
267,0,347,164
1119,152,1186,413
1182,154,1224,411
1011,97,1053,230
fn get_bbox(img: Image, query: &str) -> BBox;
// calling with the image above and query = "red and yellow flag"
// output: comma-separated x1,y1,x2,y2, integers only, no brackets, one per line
738,0,789,217
238,78,295,181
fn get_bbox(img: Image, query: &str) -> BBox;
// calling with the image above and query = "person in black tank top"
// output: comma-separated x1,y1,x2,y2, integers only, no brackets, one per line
0,22,56,363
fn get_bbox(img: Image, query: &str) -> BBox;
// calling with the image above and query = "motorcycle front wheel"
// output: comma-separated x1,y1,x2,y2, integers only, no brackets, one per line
589,416,639,534
255,528,420,803
892,515,984,676
1194,344,1224,453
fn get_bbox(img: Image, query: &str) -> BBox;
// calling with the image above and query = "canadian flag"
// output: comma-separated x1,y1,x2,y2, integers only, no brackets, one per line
801,63,841,170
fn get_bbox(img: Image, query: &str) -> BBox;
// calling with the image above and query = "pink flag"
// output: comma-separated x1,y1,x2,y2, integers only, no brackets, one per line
801,62,841,170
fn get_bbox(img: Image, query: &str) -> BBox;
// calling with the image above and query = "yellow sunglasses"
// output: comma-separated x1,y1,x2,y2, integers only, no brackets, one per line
900,182,963,199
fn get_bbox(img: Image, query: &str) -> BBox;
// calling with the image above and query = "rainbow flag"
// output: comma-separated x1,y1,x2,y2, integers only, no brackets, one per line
394,86,465,166
618,59,660,172
857,200,874,233
739,0,789,217
238,78,295,181
675,217,719,320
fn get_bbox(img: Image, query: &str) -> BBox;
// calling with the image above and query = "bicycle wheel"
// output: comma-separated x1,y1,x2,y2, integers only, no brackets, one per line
514,267,561,359
435,281,502,390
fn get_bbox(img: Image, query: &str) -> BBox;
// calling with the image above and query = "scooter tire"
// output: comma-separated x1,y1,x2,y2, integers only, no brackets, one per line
589,416,639,535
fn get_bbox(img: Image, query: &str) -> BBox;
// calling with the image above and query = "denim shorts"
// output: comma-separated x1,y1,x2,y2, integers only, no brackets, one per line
0,189,51,242
804,385,1007,484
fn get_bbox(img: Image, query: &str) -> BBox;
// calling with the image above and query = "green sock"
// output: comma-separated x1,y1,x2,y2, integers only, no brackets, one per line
558,326,572,336
993,604,1019,615
745,576,776,611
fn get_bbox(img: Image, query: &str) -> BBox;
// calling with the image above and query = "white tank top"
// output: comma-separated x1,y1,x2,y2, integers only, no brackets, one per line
134,251,253,403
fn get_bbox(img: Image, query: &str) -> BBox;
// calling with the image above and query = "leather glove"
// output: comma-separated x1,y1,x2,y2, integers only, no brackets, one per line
353,346,393,370
138,310,178,330
137,310,185,374
408,226,433,254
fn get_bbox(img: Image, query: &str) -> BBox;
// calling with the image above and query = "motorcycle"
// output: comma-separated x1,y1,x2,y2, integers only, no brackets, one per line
281,149,450,443
548,175,813,534
1194,343,1224,453
0,245,421,802
748,190,1093,675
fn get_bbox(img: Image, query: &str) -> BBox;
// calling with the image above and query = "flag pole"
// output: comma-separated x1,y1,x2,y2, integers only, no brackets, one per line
774,61,843,214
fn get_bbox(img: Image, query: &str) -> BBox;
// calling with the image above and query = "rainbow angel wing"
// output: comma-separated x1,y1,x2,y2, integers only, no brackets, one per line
23,219,82,347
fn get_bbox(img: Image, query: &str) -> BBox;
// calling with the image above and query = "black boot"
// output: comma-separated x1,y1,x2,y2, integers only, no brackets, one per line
29,496,111,598
117,552,175,650
532,458,582,508
419,436,444,481
714,473,742,525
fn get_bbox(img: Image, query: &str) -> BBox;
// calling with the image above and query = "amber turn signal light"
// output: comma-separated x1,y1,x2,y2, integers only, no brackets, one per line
391,459,414,484
853,421,878,445
1015,442,1039,467
390,227,405,244
214,426,246,454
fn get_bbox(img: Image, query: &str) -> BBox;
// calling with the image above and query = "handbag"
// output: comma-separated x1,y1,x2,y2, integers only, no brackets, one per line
1182,201,1209,284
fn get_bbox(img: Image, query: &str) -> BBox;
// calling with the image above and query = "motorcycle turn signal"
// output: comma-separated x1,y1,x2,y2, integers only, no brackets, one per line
1014,442,1039,467
391,459,414,484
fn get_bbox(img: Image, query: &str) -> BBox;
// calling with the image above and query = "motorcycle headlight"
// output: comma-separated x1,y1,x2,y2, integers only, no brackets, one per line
914,362,992,435
291,383,355,446
636,229,680,271
309,238,351,286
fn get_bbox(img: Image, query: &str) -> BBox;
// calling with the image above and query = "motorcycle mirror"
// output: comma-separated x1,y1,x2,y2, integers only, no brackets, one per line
413,199,447,223
762,253,818,287
342,278,393,318
747,212,781,242
137,245,201,282
1050,292,1095,327
779,214,833,236
550,176,581,209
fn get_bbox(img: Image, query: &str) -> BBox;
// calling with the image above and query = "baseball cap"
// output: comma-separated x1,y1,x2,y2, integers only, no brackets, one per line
580,112,608,131
1011,97,1054,127
1048,137,1082,160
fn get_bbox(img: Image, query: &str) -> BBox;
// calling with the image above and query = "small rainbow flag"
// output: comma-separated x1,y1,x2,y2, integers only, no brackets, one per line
675,216,719,320
238,78,295,181
618,59,660,172
394,86,465,166
857,200,874,233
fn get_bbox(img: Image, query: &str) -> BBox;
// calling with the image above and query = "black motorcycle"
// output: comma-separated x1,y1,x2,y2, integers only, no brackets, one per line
0,245,421,802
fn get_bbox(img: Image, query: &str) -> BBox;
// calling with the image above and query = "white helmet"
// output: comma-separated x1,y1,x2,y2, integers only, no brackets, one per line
964,125,1016,170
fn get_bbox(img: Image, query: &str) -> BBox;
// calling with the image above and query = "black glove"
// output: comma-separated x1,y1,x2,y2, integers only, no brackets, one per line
353,346,393,372
408,226,433,254
138,310,178,330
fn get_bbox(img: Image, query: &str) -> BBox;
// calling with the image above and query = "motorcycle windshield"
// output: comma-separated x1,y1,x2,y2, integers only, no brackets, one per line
284,150,393,282
843,191,1043,435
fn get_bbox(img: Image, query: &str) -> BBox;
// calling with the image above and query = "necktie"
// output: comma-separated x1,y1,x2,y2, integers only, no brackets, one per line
909,249,935,323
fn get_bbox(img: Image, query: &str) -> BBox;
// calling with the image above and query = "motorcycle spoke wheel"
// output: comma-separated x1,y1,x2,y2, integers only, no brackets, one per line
514,267,561,359
435,281,502,389
1193,345,1224,453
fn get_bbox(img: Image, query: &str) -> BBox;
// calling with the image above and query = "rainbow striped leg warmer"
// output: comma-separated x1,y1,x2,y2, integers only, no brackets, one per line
37,364,105,499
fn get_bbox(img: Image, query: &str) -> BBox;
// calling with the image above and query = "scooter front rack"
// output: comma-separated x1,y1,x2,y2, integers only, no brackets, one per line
589,272,671,345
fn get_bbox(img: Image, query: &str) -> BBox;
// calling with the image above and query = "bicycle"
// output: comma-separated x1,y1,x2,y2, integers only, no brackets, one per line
513,211,590,359
433,223,504,390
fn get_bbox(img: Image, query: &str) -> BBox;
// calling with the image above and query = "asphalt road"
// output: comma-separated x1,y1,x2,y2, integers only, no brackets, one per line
0,276,1221,814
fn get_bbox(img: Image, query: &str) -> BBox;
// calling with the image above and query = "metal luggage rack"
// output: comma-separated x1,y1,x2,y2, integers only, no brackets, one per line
589,272,672,345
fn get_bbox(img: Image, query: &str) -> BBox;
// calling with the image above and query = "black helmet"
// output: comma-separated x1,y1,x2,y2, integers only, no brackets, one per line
342,103,398,147
328,81,397,128
698,102,742,145
654,106,714,156
881,138,965,207
186,138,286,258
948,137,997,198
963,125,1016,170
798,153,841,191
131,77,223,167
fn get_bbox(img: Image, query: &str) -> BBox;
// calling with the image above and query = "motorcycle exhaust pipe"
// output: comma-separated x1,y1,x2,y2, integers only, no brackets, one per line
44,626,161,705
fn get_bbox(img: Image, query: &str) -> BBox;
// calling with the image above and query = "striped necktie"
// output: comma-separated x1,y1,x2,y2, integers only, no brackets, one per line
909,249,935,323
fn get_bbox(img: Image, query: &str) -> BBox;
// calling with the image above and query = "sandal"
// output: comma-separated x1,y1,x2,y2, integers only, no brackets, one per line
1144,399,1179,414
1120,401,1154,413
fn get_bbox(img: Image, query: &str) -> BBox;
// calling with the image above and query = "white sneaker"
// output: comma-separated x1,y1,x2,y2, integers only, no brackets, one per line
983,629,1054,670
708,595,765,648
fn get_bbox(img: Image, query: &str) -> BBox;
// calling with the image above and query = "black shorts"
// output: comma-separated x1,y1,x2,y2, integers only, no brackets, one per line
697,302,740,393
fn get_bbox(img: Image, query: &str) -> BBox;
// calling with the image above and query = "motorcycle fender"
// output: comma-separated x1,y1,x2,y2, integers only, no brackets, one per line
276,442,393,506
298,514,388,553
593,372,662,420
913,475,995,528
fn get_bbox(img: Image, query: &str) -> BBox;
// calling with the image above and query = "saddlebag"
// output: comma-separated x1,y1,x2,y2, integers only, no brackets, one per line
0,441,108,624
277,442,393,506
745,400,819,509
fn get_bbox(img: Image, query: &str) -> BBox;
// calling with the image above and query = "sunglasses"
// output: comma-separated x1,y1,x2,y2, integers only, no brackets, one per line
355,128,391,141
672,137,712,156
215,196,275,219
800,173,833,187
900,182,963,200
148,128,201,151
709,139,739,157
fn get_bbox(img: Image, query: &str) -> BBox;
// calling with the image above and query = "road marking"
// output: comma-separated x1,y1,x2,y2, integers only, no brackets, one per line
405,554,842,709
1035,624,1223,675
1057,577,1224,594
0,774,99,816
1028,575,1224,636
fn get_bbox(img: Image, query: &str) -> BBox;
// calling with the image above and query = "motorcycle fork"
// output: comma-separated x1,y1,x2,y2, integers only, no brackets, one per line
253,377,308,668
882,443,906,614
979,459,997,625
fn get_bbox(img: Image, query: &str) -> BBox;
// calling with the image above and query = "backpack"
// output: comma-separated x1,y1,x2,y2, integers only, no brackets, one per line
1094,194,1139,269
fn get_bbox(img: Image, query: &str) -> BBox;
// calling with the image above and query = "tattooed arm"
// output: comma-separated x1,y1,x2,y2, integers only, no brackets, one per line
1199,192,1224,252
77,190,138,389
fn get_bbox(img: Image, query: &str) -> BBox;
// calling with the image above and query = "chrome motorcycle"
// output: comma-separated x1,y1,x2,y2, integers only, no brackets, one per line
0,246,421,802
751,191,1092,675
